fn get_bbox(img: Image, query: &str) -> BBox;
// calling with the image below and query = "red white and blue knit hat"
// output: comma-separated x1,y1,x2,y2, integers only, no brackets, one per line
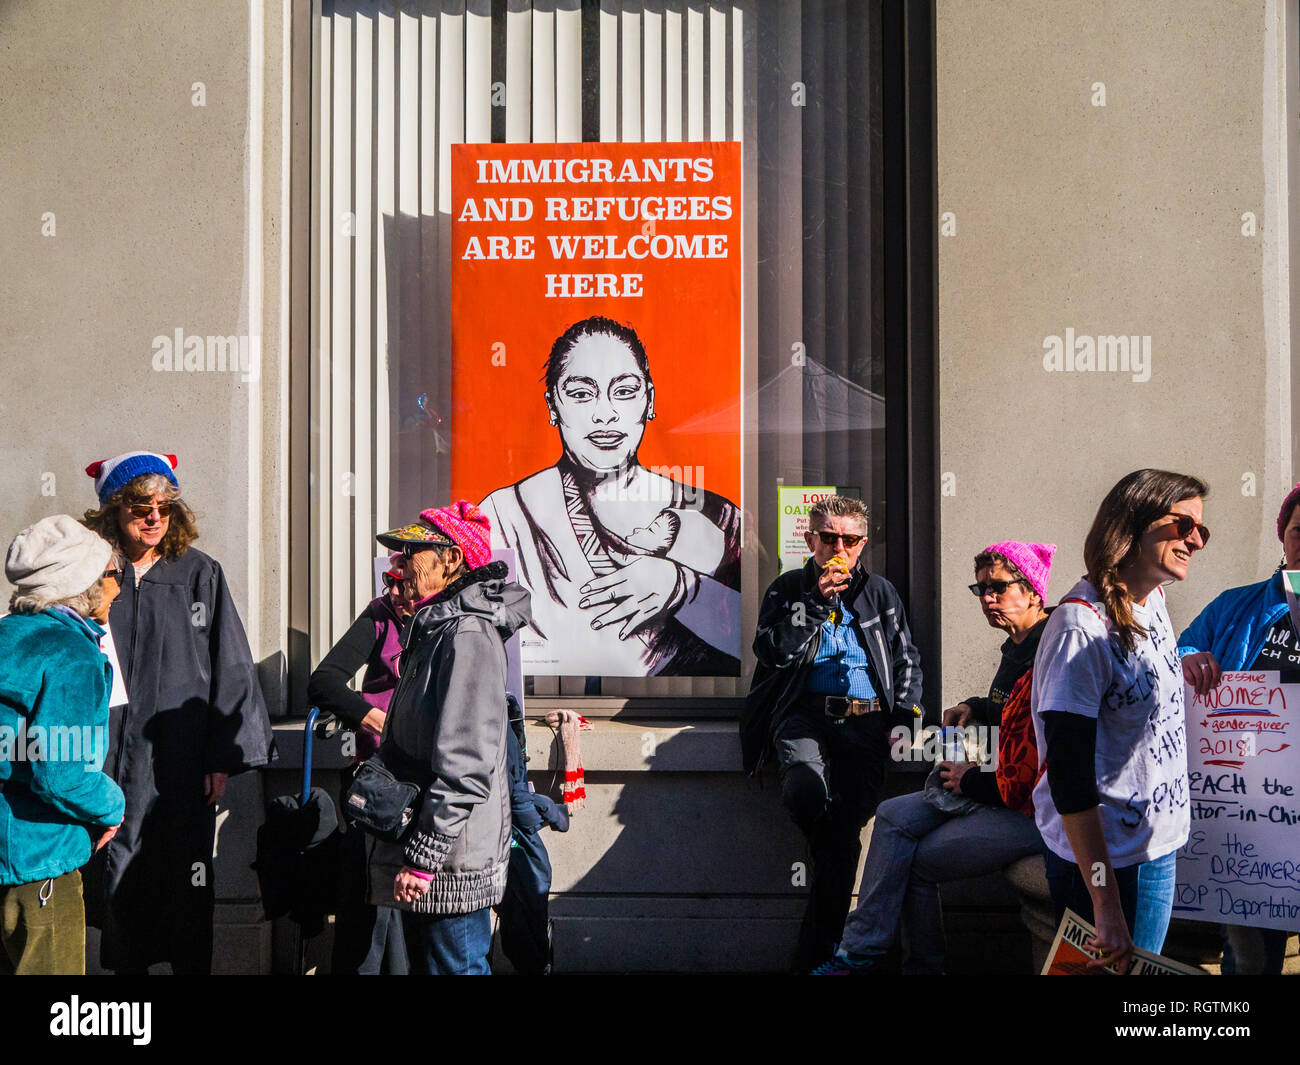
85,451,179,505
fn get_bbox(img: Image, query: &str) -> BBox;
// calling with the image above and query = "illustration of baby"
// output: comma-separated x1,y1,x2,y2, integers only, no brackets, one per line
624,507,729,578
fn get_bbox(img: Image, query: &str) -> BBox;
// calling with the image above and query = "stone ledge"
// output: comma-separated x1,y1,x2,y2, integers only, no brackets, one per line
273,715,928,775
525,719,739,771
272,717,748,773
523,718,927,774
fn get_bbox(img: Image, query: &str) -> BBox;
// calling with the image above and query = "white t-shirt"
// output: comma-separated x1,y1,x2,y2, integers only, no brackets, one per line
99,625,129,708
1031,578,1189,868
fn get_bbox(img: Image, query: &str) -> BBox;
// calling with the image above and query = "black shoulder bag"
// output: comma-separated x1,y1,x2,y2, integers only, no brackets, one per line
342,754,420,840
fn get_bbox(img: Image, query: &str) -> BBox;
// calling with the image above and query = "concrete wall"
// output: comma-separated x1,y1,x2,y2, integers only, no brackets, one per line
935,0,1298,708
0,0,292,655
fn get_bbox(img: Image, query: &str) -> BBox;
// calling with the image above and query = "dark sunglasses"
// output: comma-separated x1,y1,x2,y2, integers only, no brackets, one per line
969,579,1027,597
814,531,865,548
1160,514,1210,547
381,570,402,589
126,502,173,519
102,568,123,582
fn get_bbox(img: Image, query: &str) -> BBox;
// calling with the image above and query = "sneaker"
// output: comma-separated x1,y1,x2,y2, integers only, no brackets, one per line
809,947,877,975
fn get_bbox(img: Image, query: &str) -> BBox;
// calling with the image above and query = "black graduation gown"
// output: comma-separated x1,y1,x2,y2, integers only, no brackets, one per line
83,548,274,973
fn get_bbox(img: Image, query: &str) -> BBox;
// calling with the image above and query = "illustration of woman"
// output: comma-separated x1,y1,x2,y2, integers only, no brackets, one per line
479,316,741,676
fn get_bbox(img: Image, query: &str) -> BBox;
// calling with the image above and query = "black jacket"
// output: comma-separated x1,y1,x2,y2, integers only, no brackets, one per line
961,613,1051,729
84,548,274,973
740,560,924,774
958,612,1050,806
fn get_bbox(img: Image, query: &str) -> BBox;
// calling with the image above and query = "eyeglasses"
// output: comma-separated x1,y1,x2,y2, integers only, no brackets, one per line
969,579,1027,598
126,502,173,519
1160,514,1210,547
814,531,865,548
102,569,122,582
381,570,402,590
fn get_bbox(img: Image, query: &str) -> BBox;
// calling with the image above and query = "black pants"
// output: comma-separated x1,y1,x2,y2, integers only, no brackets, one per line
496,828,554,975
774,710,890,972
1042,845,1139,938
332,826,409,975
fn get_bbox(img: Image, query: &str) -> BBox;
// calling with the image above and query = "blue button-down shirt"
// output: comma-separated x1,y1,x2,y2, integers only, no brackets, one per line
806,601,877,698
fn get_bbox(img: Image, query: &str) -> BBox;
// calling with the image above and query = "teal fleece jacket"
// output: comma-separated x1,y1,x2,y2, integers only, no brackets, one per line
0,609,125,886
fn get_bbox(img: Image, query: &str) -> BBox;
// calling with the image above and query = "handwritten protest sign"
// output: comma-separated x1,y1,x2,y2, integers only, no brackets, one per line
1175,670,1300,931
1042,909,1203,975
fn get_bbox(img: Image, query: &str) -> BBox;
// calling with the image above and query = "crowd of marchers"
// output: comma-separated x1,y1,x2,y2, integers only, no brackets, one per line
1,458,1296,975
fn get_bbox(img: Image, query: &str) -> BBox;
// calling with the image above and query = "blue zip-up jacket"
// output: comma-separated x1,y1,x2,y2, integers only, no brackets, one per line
1176,571,1289,670
0,609,126,886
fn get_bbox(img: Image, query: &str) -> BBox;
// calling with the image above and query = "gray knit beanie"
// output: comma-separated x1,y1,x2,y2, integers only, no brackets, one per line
5,515,111,601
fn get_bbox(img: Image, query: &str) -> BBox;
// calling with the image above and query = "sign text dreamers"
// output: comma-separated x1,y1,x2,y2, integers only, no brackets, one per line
1177,670,1300,931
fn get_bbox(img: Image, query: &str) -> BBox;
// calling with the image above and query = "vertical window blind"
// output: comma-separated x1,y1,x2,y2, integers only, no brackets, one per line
310,0,885,711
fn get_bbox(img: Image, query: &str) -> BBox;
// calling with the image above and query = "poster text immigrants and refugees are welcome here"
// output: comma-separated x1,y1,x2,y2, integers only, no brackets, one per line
451,143,742,678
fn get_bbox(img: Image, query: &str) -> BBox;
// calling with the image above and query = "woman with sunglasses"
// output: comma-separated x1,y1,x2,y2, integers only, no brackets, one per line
1031,469,1208,972
1175,482,1300,974
308,549,414,974
813,541,1054,974
480,316,741,677
79,451,273,974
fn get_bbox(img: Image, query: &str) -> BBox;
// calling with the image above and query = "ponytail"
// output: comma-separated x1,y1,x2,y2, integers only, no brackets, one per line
1091,565,1144,655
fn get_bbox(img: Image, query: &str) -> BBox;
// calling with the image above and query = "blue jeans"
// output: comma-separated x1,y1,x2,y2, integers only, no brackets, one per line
838,790,1043,974
400,908,493,975
1133,850,1176,954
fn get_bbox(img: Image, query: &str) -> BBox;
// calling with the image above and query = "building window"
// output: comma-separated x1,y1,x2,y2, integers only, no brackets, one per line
305,0,933,711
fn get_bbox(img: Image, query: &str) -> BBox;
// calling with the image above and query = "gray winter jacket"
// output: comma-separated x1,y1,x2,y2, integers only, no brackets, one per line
368,561,531,915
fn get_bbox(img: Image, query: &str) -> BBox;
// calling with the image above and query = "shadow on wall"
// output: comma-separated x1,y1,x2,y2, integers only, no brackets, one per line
541,726,813,972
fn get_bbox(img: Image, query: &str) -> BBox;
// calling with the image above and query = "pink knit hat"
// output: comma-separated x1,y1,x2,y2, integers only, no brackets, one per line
1278,483,1300,541
420,501,492,570
980,541,1056,603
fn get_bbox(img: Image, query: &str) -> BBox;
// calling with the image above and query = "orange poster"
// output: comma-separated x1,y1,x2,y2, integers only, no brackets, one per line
451,142,742,677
